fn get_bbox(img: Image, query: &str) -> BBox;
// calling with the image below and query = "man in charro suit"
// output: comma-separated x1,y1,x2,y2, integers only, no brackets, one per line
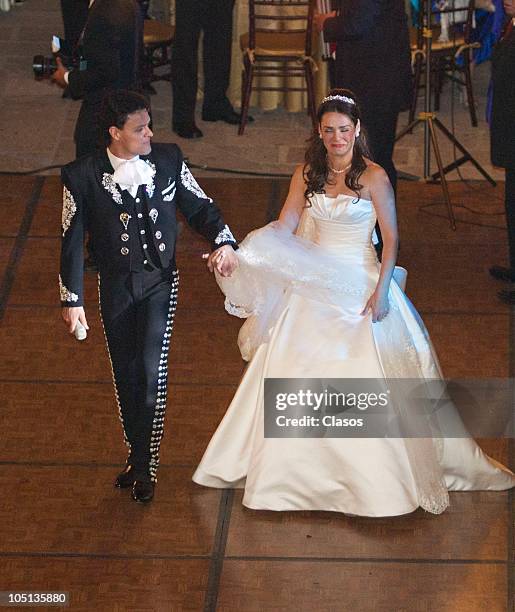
59,90,238,502
52,0,143,158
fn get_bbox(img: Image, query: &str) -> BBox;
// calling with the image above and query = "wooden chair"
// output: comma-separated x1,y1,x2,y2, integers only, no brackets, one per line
142,19,175,94
239,0,317,135
409,0,480,127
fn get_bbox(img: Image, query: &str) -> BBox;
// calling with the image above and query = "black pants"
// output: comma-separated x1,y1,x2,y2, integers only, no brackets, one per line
505,167,515,272
360,103,400,195
360,103,400,256
172,0,235,125
75,100,102,159
98,267,179,482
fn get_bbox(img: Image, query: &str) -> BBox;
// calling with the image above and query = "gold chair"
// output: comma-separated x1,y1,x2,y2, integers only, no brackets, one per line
142,19,175,92
239,0,317,135
409,0,479,127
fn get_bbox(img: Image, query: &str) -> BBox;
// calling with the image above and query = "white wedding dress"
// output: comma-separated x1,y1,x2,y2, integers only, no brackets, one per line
193,193,515,517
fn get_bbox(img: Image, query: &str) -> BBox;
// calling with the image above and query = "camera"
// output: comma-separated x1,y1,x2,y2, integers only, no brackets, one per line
32,52,80,79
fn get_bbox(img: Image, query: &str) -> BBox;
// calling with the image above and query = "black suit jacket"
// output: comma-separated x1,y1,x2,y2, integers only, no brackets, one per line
59,143,237,307
60,0,89,53
490,23,515,170
323,0,412,113
67,0,141,104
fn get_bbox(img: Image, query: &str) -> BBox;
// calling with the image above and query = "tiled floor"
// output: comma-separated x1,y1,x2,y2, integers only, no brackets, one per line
0,175,512,611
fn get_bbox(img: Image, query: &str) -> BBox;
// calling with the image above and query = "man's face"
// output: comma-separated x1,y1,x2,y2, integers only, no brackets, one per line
504,0,515,17
110,109,153,157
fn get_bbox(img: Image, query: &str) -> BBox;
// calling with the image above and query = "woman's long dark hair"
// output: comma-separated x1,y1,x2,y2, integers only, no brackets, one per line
304,88,371,201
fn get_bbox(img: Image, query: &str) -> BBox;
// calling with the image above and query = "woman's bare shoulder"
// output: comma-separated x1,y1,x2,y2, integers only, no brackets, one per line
294,163,308,177
362,159,391,187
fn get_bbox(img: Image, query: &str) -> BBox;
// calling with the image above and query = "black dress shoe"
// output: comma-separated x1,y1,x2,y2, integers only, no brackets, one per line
489,265,515,283
172,123,203,139
132,480,155,503
114,465,136,489
202,109,254,125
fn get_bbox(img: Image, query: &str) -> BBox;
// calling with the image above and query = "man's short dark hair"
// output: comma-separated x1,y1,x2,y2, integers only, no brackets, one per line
99,90,151,146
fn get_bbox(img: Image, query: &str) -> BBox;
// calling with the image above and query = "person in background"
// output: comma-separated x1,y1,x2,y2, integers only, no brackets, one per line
53,0,144,272
489,0,515,302
52,0,143,159
315,0,412,195
172,0,250,139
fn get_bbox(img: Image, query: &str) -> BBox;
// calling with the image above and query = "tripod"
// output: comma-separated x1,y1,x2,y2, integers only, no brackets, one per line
395,0,496,230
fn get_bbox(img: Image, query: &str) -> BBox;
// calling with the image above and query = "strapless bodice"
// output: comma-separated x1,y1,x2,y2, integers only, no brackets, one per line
308,193,378,263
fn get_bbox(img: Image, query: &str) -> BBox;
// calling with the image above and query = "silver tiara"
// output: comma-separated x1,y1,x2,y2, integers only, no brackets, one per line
322,94,355,105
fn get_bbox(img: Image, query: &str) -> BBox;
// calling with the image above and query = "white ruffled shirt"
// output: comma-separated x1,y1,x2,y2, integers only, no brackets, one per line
107,148,153,198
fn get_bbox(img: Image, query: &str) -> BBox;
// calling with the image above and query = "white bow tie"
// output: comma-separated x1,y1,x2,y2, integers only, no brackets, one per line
112,158,154,190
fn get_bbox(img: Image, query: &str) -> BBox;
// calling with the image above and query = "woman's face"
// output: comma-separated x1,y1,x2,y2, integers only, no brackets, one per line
319,112,359,159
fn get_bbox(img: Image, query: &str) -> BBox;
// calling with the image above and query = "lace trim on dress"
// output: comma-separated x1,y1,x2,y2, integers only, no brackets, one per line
372,283,449,515
62,186,77,236
180,162,213,202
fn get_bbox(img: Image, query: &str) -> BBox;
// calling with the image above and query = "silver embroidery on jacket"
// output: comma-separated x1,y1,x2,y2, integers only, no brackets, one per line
144,160,156,198
163,189,176,202
163,181,176,202
102,173,123,206
180,162,213,202
214,225,236,245
59,274,79,303
62,186,77,236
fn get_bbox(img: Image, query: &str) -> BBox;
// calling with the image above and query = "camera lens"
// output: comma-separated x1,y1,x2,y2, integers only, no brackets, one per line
32,55,57,78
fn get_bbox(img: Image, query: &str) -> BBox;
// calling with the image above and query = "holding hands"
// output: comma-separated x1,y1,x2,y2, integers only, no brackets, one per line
204,245,238,277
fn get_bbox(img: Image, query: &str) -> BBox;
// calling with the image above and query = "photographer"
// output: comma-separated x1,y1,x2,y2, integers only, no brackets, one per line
52,0,143,158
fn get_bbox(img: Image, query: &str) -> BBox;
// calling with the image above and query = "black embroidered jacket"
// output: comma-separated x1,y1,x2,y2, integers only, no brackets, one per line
59,143,237,306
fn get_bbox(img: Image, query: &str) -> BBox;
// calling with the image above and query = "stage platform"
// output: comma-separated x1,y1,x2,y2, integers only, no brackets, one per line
0,175,512,611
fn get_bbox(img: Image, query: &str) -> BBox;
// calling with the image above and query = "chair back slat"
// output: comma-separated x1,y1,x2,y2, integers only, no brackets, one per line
249,0,314,56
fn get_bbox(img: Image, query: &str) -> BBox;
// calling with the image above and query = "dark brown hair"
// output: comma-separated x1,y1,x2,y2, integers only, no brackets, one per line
98,89,151,146
303,88,370,201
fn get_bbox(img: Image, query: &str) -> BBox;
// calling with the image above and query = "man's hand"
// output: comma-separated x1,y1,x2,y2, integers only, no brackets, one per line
51,56,68,88
203,245,238,277
314,11,337,34
62,306,89,334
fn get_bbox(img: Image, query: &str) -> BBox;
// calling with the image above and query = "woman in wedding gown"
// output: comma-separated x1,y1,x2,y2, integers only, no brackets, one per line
193,90,515,517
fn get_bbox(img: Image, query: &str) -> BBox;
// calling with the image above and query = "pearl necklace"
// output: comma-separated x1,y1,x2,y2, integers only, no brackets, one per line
328,162,351,175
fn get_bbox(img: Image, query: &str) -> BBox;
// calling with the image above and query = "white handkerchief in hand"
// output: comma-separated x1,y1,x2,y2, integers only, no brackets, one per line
74,321,87,341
